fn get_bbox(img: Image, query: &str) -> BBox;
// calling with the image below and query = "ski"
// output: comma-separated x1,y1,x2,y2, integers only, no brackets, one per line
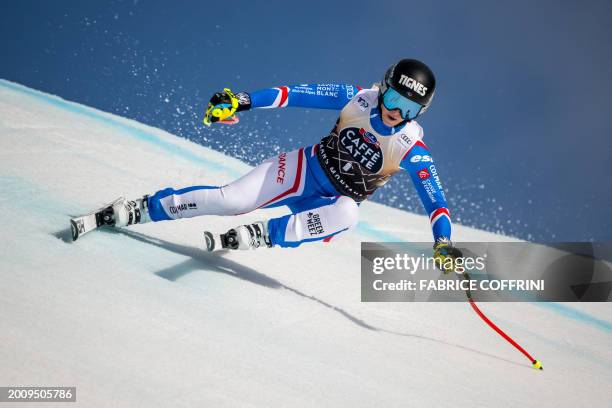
70,198,122,241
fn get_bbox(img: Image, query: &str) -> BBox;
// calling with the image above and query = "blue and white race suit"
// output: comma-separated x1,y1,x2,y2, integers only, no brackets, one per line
147,84,452,247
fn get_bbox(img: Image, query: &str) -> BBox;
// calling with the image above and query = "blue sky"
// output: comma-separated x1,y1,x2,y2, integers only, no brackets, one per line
2,0,611,241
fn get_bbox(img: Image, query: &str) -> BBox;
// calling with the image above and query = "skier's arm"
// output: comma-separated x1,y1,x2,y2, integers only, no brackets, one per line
204,84,360,125
249,84,361,110
400,141,452,242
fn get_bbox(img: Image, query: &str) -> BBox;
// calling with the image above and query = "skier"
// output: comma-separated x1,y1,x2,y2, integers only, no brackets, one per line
74,58,462,271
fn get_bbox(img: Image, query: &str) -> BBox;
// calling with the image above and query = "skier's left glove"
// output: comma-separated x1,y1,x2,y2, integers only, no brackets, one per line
433,238,464,274
203,88,251,126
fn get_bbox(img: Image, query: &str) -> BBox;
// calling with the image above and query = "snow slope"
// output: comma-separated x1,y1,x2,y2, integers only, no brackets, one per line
0,80,610,407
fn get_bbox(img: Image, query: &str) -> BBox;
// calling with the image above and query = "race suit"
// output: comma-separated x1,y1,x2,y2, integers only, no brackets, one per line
146,84,452,247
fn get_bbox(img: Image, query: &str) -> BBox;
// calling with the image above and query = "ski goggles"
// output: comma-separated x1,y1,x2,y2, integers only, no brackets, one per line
381,87,424,120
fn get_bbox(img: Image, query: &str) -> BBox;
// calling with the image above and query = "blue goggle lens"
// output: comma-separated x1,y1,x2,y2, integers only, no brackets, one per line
382,88,423,120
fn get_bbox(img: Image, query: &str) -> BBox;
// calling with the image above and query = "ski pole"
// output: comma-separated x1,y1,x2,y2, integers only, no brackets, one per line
460,271,543,370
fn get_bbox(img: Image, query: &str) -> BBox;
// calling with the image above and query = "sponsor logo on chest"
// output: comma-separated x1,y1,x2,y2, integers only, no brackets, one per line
338,127,383,172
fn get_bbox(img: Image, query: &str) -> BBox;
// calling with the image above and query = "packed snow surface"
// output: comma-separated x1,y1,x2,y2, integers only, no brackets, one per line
0,80,610,407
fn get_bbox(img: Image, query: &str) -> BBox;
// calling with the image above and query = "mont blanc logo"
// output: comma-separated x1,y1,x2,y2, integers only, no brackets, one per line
338,127,383,172
399,75,428,96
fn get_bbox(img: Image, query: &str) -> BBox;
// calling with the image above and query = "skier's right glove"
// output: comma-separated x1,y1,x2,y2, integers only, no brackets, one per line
203,88,251,126
433,238,464,274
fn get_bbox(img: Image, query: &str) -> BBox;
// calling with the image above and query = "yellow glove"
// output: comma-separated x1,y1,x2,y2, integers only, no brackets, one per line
203,88,251,126
433,239,464,274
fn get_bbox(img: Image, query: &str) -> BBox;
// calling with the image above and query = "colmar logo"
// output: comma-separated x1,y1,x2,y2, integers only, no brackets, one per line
169,203,197,214
429,164,444,192
418,169,430,180
399,74,428,96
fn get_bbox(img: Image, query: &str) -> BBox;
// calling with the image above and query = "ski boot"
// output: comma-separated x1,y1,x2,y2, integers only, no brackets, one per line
70,195,151,241
204,221,272,251
106,195,151,227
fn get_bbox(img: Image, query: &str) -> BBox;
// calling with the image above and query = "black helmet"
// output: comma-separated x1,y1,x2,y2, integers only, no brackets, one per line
379,58,436,120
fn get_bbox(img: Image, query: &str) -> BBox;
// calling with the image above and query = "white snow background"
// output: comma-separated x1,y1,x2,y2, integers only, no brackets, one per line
0,80,610,407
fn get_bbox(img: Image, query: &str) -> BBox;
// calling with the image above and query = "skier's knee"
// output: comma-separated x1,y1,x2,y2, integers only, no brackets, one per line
334,196,359,229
